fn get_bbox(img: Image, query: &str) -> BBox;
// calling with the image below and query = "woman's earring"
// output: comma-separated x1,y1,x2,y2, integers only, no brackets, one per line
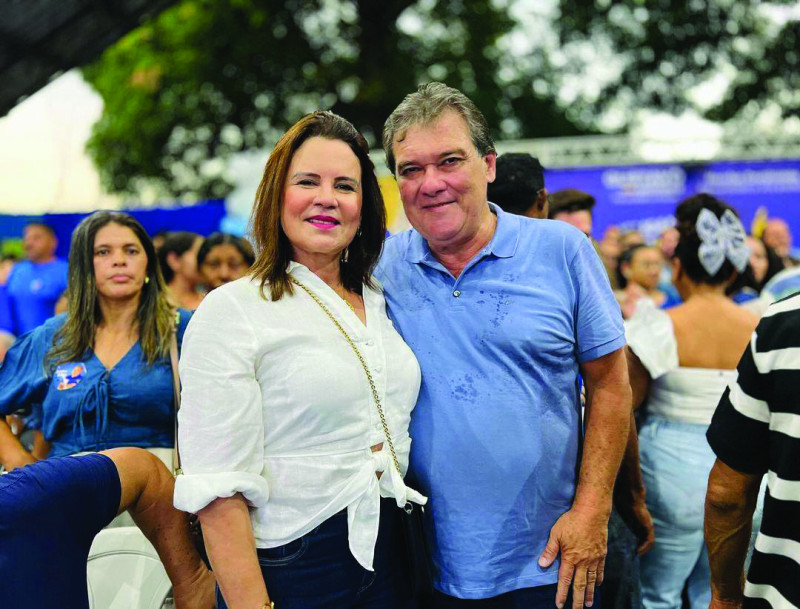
144,276,150,284
340,247,350,264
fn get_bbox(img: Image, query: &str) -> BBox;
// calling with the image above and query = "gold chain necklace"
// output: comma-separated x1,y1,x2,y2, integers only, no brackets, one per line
335,284,356,313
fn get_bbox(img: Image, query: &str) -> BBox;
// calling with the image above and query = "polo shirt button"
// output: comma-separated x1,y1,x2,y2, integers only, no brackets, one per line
453,290,461,298
366,339,374,347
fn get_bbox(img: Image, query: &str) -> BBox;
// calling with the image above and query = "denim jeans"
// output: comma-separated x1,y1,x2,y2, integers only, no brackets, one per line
638,416,715,609
431,583,582,608
216,498,413,609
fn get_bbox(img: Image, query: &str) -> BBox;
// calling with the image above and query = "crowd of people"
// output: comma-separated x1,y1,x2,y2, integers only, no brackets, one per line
0,82,798,609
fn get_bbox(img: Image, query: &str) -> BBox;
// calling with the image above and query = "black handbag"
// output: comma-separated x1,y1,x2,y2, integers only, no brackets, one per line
291,278,435,596
169,329,211,570
399,499,435,596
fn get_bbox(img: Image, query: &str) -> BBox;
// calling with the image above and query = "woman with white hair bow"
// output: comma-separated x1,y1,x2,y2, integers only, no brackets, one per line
623,194,758,609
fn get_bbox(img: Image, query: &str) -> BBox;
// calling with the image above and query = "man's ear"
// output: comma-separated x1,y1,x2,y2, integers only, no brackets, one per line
484,152,497,183
535,188,549,213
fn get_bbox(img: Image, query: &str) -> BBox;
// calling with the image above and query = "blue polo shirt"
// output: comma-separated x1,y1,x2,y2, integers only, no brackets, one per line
5,259,68,335
375,204,625,599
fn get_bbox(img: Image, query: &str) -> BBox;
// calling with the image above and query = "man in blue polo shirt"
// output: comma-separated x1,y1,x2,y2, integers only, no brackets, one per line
4,222,68,336
376,83,632,608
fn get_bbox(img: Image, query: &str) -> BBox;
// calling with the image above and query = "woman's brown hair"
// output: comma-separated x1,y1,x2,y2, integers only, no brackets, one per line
249,110,386,300
45,211,175,371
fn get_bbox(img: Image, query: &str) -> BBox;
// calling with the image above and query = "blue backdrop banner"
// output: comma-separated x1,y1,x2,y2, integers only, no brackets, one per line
0,200,226,259
544,159,800,242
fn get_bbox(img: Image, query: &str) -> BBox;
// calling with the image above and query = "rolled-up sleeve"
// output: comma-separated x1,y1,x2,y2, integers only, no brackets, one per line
173,289,269,513
0,324,50,416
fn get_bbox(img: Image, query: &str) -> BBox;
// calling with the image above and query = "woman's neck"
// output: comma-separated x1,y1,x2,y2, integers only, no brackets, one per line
296,254,343,289
681,281,728,301
97,295,139,335
169,274,197,297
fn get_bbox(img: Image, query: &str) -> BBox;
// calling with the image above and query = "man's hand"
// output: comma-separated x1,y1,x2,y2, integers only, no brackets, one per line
709,597,743,609
538,506,608,609
616,497,655,555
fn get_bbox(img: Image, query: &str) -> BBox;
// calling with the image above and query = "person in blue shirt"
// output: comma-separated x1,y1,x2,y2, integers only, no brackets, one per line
0,283,13,339
0,211,190,470
3,222,68,336
376,83,633,608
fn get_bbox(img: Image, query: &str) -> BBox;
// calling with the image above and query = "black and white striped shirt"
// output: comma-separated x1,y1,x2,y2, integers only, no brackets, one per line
708,293,800,608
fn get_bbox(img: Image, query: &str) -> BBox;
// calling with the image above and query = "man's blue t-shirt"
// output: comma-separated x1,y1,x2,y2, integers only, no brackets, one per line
5,259,68,335
375,204,625,599
0,285,13,335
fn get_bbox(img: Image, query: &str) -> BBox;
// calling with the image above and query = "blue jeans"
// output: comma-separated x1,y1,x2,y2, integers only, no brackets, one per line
431,584,583,608
0,454,120,609
638,416,715,609
216,498,413,609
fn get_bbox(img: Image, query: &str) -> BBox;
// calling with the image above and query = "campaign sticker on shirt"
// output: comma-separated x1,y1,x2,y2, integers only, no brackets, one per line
55,363,87,391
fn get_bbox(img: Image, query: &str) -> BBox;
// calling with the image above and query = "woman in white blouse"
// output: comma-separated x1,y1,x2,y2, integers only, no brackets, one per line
625,194,758,609
174,111,425,609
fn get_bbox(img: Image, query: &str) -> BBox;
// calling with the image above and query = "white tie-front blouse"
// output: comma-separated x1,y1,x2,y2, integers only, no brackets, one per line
173,262,425,570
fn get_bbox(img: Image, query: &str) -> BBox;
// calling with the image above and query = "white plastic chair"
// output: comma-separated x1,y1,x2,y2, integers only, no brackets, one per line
87,526,172,609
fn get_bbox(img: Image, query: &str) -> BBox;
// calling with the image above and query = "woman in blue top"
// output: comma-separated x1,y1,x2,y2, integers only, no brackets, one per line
0,211,190,470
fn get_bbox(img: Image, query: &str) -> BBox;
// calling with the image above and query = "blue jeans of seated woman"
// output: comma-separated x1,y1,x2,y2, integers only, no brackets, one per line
216,498,413,609
638,416,715,609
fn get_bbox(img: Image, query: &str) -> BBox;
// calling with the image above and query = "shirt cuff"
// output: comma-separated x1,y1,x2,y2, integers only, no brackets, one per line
577,333,626,364
173,471,270,513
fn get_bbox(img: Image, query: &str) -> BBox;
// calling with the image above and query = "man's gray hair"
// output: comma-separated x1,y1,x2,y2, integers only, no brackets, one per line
382,82,496,174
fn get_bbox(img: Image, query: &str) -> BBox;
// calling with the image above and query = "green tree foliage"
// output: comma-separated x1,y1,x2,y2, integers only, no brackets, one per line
554,0,800,129
84,0,585,199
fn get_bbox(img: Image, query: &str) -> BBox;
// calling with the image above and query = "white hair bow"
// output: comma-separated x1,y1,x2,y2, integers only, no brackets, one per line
696,208,749,276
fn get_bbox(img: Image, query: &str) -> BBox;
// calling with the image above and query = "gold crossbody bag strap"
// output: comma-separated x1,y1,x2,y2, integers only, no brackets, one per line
290,278,403,477
169,326,183,475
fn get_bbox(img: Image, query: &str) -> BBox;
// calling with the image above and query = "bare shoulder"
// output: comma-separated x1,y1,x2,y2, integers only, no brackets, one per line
668,298,758,369
667,298,756,331
727,305,760,337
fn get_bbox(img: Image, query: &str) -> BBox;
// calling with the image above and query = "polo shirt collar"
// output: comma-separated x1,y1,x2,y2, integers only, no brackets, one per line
486,202,520,258
403,201,521,264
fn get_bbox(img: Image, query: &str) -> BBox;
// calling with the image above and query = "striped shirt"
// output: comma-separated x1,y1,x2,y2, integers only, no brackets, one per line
707,293,800,609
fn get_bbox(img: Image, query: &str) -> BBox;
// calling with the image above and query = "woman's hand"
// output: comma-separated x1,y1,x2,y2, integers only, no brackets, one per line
4,451,36,471
172,565,216,609
620,284,646,319
0,418,37,471
617,496,655,555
